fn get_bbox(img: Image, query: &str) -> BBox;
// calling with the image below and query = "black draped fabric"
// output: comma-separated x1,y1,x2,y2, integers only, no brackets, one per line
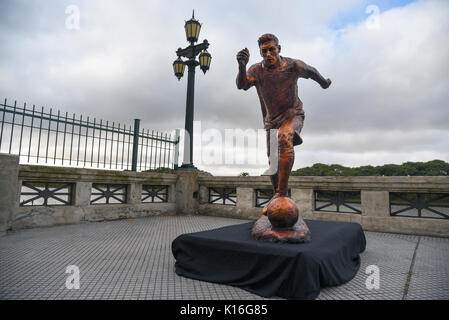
172,219,366,300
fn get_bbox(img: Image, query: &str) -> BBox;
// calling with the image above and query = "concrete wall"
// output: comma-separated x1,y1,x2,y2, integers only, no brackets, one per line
197,175,449,237
1,154,448,237
0,154,20,235
12,164,179,230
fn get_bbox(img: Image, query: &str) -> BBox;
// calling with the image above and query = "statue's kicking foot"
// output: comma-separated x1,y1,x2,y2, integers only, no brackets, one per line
262,192,282,215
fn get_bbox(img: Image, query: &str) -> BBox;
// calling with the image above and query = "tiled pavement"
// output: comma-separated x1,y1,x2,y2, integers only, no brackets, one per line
0,215,448,300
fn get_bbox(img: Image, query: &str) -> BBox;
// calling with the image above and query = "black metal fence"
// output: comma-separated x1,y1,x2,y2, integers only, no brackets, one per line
0,99,179,171
255,189,291,207
314,190,362,214
390,192,449,219
208,187,237,205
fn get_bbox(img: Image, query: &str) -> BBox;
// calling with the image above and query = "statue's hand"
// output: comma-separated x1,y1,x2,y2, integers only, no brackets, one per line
321,78,332,89
236,48,250,67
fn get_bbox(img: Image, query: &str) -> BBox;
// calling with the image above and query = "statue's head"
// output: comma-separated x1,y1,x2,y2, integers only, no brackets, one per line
258,34,281,68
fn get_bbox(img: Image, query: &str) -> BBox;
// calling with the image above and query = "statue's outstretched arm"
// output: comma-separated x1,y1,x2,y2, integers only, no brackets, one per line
296,60,331,89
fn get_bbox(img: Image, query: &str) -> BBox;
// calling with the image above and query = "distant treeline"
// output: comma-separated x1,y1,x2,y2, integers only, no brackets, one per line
143,167,213,176
291,160,449,176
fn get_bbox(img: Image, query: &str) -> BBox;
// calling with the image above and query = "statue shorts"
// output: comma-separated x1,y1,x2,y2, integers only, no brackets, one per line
265,106,305,159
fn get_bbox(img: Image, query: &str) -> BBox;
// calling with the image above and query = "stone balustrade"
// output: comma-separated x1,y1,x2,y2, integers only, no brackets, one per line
197,175,449,237
0,154,178,232
1,153,448,237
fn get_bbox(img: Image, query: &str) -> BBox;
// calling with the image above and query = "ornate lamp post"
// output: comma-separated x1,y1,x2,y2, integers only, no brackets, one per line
173,11,211,170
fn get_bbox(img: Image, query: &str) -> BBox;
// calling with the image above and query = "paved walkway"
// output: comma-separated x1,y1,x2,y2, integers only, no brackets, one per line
0,215,448,300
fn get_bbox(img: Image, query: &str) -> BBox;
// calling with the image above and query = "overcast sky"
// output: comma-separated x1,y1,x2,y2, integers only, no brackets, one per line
1,0,448,175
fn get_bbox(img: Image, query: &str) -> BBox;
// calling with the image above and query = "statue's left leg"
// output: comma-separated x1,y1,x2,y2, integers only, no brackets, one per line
262,128,280,215
277,117,300,196
266,128,279,192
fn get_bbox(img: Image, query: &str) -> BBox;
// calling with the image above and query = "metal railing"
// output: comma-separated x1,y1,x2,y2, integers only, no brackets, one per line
314,190,362,214
20,182,74,206
255,189,291,207
208,187,237,205
0,99,179,171
390,192,449,219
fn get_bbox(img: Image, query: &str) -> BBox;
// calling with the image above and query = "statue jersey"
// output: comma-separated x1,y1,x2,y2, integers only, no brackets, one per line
246,56,308,129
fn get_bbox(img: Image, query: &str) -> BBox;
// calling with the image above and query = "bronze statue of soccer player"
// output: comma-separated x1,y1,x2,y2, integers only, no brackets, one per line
236,34,331,242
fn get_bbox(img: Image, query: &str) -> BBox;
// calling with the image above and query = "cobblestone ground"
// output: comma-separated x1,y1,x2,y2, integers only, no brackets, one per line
0,215,448,300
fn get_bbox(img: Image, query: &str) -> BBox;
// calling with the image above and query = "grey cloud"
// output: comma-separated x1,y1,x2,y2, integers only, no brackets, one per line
0,0,448,175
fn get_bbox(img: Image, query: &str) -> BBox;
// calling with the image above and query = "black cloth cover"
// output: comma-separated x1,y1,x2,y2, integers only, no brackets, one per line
172,219,366,300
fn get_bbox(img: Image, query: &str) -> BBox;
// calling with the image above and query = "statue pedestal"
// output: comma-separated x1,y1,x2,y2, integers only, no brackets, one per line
172,219,366,299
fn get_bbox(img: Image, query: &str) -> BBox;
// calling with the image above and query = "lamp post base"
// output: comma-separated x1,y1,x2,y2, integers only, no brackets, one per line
177,163,199,171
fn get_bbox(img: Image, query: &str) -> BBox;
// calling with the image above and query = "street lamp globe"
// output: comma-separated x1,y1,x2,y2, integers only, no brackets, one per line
173,57,185,80
184,11,201,43
199,49,212,74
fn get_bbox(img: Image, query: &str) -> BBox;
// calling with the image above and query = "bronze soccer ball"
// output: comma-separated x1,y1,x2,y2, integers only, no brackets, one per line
266,196,299,229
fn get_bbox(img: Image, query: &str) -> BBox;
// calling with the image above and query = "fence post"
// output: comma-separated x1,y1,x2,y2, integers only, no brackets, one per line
131,119,140,172
174,129,180,170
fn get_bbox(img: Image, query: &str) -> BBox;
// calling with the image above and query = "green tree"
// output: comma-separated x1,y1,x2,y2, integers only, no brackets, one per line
423,160,449,175
290,160,448,176
354,165,378,176
378,164,401,176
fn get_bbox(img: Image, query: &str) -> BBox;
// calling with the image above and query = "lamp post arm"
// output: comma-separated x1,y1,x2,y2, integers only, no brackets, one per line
176,40,210,59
